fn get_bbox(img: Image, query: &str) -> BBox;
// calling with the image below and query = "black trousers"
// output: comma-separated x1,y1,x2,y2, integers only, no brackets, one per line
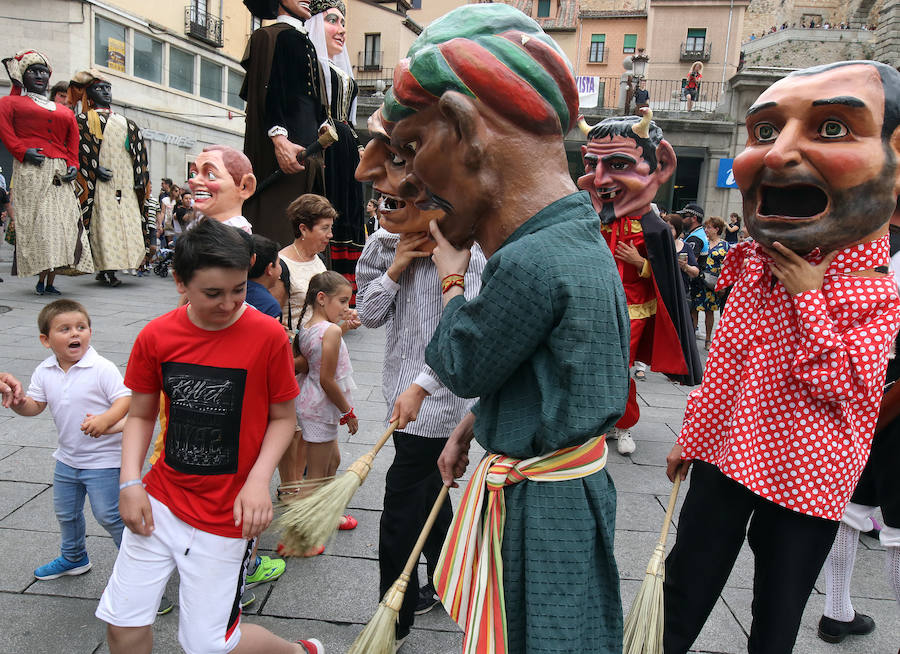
378,431,453,637
664,461,839,654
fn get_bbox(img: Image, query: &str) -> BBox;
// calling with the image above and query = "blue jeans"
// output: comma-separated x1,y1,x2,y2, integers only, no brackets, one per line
53,460,123,561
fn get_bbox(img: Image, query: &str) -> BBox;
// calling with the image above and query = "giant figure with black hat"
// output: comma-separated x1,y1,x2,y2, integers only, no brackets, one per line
240,0,328,246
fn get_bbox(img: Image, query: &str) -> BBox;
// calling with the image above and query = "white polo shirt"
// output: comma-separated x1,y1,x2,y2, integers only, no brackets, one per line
27,346,131,469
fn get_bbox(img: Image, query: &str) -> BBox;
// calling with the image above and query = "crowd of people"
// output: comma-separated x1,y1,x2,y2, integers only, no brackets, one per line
2,4,900,654
746,19,874,42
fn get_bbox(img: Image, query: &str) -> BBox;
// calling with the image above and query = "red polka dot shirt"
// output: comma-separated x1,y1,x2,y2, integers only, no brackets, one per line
679,235,900,520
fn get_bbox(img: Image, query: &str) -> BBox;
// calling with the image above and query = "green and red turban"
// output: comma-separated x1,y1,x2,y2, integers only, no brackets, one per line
383,3,578,136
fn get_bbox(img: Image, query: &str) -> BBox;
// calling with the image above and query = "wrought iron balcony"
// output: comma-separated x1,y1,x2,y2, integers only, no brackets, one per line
185,4,223,48
357,50,383,72
680,41,711,62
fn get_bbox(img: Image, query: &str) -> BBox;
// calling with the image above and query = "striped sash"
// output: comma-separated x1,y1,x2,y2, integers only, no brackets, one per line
434,435,608,654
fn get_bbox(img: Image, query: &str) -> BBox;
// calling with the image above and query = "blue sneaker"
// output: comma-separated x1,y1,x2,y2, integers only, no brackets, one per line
44,285,62,295
34,554,91,580
34,281,44,295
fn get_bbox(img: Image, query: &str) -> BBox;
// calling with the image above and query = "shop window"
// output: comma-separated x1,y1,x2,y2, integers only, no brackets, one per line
364,33,381,70
200,58,223,102
95,16,127,72
170,47,195,93
623,34,637,54
227,69,245,109
589,34,605,63
134,33,163,84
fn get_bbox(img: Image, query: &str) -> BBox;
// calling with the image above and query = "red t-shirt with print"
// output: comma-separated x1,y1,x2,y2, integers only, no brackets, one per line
125,304,298,537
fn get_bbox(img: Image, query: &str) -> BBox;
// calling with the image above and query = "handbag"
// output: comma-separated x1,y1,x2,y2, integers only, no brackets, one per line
703,271,719,291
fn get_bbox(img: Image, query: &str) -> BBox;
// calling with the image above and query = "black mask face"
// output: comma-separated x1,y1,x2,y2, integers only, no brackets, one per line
22,64,50,94
86,81,112,108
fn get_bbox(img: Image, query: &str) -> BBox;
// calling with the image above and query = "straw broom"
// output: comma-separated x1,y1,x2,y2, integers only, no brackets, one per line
622,476,682,654
276,421,399,555
348,485,450,654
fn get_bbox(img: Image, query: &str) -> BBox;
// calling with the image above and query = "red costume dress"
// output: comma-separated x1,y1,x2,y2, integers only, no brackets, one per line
0,94,91,276
602,212,701,428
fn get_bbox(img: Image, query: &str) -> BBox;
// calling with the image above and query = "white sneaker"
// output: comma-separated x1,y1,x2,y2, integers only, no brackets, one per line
615,428,636,455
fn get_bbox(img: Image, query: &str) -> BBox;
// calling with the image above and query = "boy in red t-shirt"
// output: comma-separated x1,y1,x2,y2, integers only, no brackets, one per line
96,220,323,654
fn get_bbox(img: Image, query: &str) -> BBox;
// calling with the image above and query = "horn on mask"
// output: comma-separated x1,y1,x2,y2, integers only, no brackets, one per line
631,108,653,139
577,114,595,136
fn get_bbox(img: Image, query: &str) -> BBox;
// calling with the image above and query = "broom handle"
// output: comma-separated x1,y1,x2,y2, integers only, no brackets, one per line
369,420,399,457
657,475,681,546
400,485,450,578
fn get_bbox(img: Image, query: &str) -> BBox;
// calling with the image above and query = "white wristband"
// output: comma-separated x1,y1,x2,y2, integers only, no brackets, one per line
119,479,143,491
267,126,288,138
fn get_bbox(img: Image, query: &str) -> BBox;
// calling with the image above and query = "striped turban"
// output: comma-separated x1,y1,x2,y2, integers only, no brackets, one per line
382,3,578,137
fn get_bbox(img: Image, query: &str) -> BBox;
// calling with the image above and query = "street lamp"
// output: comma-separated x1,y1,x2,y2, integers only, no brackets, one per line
624,49,649,115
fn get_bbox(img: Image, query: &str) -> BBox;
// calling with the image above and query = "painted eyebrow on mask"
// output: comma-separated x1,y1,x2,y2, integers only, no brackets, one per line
746,101,777,118
602,154,637,164
811,96,866,108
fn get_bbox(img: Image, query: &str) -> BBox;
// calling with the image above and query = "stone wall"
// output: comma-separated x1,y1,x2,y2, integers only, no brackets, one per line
741,28,875,67
742,0,869,40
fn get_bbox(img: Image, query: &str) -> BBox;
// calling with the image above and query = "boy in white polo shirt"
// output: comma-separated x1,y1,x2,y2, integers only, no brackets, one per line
6,299,131,579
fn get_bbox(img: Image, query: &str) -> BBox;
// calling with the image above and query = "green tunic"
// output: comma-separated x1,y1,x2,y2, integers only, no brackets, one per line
426,192,630,653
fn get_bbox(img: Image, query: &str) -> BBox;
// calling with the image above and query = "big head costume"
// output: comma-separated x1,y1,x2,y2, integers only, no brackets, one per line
384,5,630,652
664,61,900,653
0,50,92,277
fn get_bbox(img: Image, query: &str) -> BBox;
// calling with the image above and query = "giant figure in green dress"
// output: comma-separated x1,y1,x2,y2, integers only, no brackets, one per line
382,4,630,652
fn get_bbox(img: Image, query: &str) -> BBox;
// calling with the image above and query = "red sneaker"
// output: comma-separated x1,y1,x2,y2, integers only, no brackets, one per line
297,638,324,653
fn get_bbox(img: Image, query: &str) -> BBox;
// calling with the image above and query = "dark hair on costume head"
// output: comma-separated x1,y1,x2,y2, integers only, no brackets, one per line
587,116,664,172
173,219,252,284
249,234,279,278
38,299,90,336
787,61,900,140
287,194,338,239
301,271,351,324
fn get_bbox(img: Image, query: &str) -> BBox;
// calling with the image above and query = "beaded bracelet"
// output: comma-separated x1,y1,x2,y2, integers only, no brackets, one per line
339,407,356,425
441,274,465,294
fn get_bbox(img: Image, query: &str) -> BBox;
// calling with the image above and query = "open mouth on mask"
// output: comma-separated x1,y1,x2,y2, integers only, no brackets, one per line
758,184,828,219
194,191,212,201
378,195,406,213
597,187,620,201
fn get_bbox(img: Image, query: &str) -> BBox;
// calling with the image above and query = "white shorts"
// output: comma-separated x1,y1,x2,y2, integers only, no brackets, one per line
96,495,254,654
299,418,339,443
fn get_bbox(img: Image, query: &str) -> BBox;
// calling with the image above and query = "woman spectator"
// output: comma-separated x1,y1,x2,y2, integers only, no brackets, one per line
725,212,741,244
172,191,194,236
159,186,179,247
692,215,729,349
667,213,700,295
684,61,703,111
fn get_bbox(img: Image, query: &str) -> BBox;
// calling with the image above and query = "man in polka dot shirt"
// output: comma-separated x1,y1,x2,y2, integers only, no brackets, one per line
662,60,900,653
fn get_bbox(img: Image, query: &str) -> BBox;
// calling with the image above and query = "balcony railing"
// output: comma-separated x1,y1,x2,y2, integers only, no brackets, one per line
185,4,223,48
356,67,394,96
357,50,383,72
680,41,711,62
579,77,727,113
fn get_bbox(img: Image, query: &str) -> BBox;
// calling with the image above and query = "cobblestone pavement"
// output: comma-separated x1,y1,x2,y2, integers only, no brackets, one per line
0,239,896,653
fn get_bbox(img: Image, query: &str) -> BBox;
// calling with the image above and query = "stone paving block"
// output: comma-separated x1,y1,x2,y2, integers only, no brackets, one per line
263,554,380,623
0,526,72,592
0,484,111,538
0,594,105,654
315,508,381,560
629,438,674,466
25,535,118,600
636,391,690,409
639,406,691,422
635,378,692,396
813,545,897,601
629,419,679,443
0,442,21,460
0,479,46,521
621,579,747,654
607,461,680,495
0,445,56,483
614,528,675,582
0,414,58,448
722,587,900,653
616,491,668,533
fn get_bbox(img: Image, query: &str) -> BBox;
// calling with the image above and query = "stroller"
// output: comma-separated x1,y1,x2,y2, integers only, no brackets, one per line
153,247,174,278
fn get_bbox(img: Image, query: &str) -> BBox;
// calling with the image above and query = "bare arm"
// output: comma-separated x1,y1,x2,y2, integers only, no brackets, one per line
8,394,46,417
319,324,358,434
81,395,131,437
234,398,297,539
118,392,159,536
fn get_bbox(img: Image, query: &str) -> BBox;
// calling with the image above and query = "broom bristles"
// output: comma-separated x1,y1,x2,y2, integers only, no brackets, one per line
275,467,365,555
347,574,409,654
622,544,666,654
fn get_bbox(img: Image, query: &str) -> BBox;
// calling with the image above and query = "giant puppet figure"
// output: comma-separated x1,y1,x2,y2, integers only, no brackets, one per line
187,145,257,231
664,61,900,653
240,0,327,246
0,50,92,291
578,110,702,456
382,5,630,653
68,70,148,288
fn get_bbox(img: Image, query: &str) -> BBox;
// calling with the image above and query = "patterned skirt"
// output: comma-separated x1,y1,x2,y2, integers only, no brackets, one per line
12,158,93,277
